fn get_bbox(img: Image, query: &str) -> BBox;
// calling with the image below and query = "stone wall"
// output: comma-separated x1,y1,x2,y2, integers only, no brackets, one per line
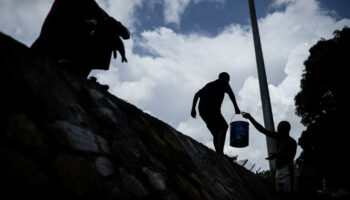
1,32,274,200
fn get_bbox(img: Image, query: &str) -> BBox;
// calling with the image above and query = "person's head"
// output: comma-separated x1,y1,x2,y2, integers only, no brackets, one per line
218,72,230,82
277,121,291,136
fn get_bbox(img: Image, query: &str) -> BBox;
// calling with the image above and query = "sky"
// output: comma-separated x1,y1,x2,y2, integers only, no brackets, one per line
1,0,350,171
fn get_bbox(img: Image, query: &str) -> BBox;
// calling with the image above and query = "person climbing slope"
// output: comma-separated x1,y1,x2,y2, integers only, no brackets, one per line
191,72,241,156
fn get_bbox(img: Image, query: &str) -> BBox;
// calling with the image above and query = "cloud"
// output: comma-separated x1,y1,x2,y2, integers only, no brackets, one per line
162,0,226,25
0,0,142,46
236,43,310,169
95,0,350,170
1,0,349,170
0,0,53,46
163,0,191,25
96,25,258,128
177,118,213,146
272,0,295,7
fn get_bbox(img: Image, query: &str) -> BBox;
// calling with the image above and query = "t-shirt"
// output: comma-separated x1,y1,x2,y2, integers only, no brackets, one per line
198,79,232,113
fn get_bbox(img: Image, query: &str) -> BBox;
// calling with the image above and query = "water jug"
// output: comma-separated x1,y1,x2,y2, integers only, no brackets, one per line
230,115,249,148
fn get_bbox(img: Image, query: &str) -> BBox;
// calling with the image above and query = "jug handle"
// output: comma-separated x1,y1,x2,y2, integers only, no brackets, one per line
231,112,247,123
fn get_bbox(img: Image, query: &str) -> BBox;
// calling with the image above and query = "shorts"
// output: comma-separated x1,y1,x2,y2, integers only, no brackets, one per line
199,110,228,136
275,164,299,193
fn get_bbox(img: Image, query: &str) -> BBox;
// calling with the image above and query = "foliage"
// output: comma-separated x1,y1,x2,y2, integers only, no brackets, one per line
256,169,275,183
295,26,350,192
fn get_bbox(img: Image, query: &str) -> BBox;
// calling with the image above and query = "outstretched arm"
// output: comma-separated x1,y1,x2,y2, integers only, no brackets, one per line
227,90,241,114
242,112,278,138
191,91,200,118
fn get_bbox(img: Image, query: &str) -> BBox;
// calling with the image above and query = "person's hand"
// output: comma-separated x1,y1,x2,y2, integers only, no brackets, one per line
265,153,277,160
241,112,251,119
235,108,241,114
191,109,196,118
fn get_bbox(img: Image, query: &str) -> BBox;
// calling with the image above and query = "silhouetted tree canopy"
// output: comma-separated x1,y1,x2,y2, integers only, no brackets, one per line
295,27,350,191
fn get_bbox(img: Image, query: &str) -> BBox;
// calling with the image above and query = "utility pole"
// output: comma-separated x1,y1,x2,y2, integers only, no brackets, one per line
248,0,277,170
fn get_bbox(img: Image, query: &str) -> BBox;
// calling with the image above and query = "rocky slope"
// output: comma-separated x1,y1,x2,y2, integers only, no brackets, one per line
1,32,274,200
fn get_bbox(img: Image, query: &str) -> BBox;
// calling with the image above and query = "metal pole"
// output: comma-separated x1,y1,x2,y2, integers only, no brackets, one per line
248,0,277,170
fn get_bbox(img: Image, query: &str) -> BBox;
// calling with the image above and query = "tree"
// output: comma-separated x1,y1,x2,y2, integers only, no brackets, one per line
295,27,350,192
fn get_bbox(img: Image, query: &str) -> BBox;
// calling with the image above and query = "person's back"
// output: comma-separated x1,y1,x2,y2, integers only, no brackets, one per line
198,79,231,113
191,72,241,155
276,135,297,170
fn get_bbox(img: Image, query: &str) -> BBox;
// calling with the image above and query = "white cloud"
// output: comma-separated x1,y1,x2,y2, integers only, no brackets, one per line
0,0,53,46
177,118,213,145
163,0,191,25
1,0,350,171
0,0,141,46
272,0,295,7
96,25,257,128
95,0,350,170
236,43,310,169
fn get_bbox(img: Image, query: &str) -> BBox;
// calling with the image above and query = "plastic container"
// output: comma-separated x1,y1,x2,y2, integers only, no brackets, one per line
230,115,249,148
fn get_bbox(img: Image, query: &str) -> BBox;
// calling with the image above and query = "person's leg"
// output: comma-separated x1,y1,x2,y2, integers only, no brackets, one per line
207,125,221,154
216,129,226,155
199,111,222,154
210,125,224,154
217,114,228,155
200,110,233,155
212,133,221,154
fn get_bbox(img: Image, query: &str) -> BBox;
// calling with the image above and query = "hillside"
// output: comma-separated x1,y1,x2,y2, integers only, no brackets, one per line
1,32,273,200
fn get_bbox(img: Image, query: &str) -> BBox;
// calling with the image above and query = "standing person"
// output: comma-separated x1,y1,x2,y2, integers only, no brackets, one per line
31,0,130,77
191,72,241,156
241,112,298,200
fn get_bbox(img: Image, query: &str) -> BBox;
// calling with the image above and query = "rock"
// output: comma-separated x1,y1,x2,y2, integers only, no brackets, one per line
0,145,49,185
111,186,130,200
53,120,111,154
112,140,140,167
54,120,100,153
6,113,47,148
52,154,101,196
1,32,274,200
120,168,149,197
142,167,167,191
95,156,115,177
96,135,112,154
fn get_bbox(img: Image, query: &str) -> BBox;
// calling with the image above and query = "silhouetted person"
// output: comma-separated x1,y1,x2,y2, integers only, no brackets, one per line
242,112,298,200
191,72,241,155
31,0,130,77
